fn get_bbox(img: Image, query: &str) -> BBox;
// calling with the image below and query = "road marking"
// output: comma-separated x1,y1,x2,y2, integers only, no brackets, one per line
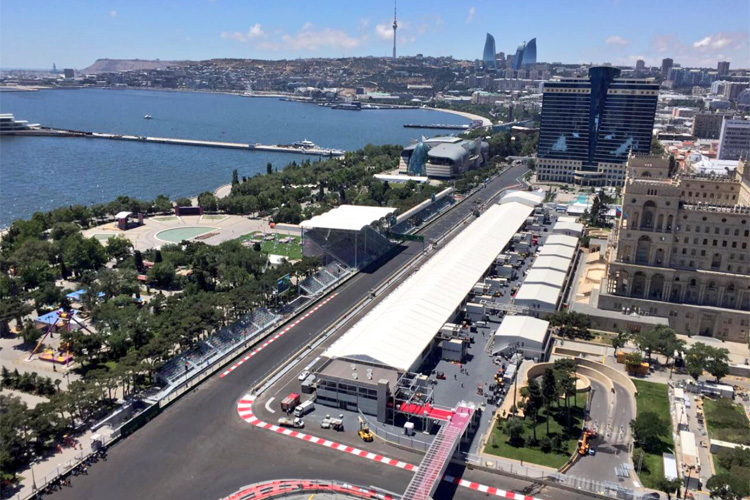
220,293,338,378
236,395,546,500
265,397,276,414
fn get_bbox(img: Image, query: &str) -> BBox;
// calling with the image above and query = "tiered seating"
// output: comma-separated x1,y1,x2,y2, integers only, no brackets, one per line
182,342,215,367
158,356,190,383
300,275,326,295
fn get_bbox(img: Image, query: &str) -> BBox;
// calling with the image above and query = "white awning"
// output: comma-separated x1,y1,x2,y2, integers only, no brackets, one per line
323,201,533,372
299,205,397,231
114,211,132,220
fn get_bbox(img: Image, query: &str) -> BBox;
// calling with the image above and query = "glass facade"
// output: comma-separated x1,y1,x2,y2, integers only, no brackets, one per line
482,33,497,71
522,38,537,67
538,67,658,177
512,42,526,70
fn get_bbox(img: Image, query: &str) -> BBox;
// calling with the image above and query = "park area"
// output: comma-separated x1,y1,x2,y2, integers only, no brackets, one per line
632,379,673,489
703,398,750,445
239,232,303,260
484,394,588,469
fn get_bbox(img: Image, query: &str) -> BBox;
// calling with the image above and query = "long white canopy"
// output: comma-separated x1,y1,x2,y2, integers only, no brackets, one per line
323,201,533,372
300,205,397,231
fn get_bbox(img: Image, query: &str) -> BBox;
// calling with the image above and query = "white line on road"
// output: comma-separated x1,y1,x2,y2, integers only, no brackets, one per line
265,397,276,414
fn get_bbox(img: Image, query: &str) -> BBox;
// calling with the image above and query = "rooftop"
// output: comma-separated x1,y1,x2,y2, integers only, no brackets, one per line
495,315,550,345
299,205,397,231
322,201,534,372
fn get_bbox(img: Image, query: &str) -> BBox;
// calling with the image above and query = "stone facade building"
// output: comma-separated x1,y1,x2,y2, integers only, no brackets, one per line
598,154,750,343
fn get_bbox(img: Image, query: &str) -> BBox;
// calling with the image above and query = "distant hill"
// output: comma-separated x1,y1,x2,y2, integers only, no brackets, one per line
82,58,187,73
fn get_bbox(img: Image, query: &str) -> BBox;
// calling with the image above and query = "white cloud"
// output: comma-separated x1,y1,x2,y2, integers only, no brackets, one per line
358,18,370,31
605,35,629,46
281,25,361,51
693,33,737,50
375,23,393,41
220,23,265,43
466,6,476,23
109,10,117,17
647,31,748,67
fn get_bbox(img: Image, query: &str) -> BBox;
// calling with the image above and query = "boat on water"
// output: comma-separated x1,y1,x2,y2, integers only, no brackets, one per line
292,139,318,149
332,102,361,111
143,115,152,119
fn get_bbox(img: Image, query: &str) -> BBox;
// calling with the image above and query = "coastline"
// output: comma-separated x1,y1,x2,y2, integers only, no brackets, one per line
431,108,493,127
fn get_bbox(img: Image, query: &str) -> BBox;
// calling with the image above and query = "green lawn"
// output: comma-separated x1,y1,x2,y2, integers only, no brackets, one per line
485,394,588,469
238,233,303,260
703,398,750,445
632,379,674,488
201,214,227,220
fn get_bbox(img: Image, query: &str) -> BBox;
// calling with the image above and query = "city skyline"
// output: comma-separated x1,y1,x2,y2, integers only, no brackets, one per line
1,0,749,69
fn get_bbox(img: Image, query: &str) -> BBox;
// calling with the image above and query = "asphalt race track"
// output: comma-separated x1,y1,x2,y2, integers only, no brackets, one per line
49,164,581,500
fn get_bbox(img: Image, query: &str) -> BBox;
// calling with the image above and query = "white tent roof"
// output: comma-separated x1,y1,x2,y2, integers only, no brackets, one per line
496,315,549,345
514,283,560,309
500,189,545,207
556,215,579,223
552,221,584,236
300,205,397,231
323,201,533,372
543,234,579,248
538,243,576,260
531,255,571,273
524,268,567,288
114,211,132,220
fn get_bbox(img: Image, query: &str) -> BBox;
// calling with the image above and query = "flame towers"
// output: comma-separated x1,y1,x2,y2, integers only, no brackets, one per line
512,38,537,70
482,33,498,71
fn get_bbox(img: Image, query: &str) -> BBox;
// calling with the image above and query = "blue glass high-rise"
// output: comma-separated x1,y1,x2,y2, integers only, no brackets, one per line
537,67,659,186
521,38,536,67
483,33,498,71
512,41,526,70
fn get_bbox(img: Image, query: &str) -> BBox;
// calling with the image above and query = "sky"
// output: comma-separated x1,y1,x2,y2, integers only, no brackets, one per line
1,0,749,70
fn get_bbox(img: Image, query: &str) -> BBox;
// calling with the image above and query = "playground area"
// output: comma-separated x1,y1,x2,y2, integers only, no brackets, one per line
81,214,287,252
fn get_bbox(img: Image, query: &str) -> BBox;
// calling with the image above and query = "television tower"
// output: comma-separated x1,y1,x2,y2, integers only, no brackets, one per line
392,1,398,59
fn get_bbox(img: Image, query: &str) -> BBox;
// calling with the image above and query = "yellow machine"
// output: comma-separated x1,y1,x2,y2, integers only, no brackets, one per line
357,416,374,442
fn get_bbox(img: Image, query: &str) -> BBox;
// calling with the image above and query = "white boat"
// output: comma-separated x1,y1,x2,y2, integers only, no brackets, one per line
293,139,317,149
143,115,152,119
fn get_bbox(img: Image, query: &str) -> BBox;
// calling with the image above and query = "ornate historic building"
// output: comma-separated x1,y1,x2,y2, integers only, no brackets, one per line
598,154,750,343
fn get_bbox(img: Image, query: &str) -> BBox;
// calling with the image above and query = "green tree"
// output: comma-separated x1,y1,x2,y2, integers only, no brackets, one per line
653,476,682,499
147,262,178,289
541,369,557,436
232,169,239,185
152,194,173,213
19,320,43,346
685,342,711,381
611,330,630,354
266,162,273,175
197,192,218,212
504,417,525,446
624,351,645,373
706,473,749,500
630,411,668,453
525,378,543,443
106,236,134,262
705,346,730,383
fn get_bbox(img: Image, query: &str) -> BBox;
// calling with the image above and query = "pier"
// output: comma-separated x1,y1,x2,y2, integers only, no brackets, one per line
2,127,346,157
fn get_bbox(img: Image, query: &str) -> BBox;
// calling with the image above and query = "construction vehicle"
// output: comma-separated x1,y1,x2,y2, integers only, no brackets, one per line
578,428,597,455
278,417,304,428
357,416,374,442
321,414,344,431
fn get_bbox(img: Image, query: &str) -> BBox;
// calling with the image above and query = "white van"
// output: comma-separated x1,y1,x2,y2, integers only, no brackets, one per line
293,399,315,417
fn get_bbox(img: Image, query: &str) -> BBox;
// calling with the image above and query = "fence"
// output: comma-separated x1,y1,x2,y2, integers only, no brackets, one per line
20,433,117,499
464,453,646,500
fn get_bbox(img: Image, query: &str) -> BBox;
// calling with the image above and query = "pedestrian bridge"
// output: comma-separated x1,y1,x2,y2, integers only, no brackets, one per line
402,402,476,500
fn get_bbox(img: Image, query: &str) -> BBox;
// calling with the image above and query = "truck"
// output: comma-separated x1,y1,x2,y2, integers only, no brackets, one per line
293,399,315,417
278,417,304,428
280,393,300,413
321,414,344,431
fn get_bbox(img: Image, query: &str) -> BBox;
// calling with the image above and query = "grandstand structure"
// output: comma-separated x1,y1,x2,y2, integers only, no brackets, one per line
299,261,354,297
300,205,397,269
157,308,279,386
